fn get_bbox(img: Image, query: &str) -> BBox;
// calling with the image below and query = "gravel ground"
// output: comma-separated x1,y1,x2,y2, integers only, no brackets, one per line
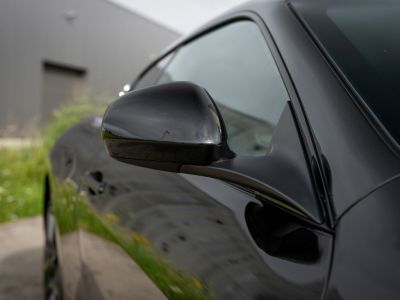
0,217,44,300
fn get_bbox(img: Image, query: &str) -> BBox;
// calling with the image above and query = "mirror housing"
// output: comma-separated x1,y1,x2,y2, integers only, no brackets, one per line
102,82,234,172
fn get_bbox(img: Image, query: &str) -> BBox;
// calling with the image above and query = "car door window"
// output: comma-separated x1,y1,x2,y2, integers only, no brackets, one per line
134,54,174,90
158,21,289,156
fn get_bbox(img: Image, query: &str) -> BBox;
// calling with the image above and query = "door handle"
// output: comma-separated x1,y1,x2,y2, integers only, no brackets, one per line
82,171,106,195
245,202,319,263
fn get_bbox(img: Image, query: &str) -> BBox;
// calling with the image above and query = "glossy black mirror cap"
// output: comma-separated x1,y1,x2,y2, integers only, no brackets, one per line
102,82,234,171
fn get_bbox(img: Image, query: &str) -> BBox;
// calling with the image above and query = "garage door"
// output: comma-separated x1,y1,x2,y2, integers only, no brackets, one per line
42,62,86,123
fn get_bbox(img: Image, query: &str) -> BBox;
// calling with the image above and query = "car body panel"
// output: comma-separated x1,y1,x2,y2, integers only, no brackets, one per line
48,1,400,299
247,0,400,217
50,117,332,299
326,175,400,300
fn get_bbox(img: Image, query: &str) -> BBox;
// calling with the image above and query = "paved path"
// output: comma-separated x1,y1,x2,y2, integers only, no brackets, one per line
0,217,44,300
0,217,166,300
0,138,35,149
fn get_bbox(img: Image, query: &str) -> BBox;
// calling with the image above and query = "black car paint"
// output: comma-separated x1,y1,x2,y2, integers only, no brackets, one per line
50,116,332,300
46,1,400,300
327,175,400,300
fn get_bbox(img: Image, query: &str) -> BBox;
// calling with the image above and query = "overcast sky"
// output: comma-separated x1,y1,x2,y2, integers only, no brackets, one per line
108,0,249,34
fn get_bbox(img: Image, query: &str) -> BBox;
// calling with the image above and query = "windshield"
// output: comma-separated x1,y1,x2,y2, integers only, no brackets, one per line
292,0,400,145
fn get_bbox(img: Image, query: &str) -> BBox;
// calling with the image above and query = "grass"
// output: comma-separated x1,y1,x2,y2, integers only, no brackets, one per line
0,144,47,222
0,95,105,223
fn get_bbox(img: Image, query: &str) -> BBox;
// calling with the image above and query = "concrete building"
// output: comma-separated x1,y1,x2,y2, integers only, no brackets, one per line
0,0,179,135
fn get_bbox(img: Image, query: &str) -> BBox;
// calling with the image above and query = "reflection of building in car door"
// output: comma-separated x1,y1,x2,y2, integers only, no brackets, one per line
42,62,86,123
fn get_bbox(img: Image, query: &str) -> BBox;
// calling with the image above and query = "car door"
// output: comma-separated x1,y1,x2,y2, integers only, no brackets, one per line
78,18,333,300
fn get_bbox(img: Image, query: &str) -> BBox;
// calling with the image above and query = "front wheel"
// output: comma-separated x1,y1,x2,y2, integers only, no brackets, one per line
43,175,63,300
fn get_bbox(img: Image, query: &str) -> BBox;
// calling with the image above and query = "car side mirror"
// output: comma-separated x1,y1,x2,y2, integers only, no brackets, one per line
102,81,322,224
102,82,235,172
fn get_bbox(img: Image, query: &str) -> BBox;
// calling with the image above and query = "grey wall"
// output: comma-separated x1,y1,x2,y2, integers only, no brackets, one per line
0,0,179,135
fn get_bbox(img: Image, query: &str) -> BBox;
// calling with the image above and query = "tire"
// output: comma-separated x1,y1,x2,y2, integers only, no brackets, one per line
43,175,63,300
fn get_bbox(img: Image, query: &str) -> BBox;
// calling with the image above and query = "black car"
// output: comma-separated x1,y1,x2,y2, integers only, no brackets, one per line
45,0,400,299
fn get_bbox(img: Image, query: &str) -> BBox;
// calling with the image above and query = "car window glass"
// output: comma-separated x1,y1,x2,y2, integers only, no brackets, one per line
293,0,400,145
158,21,289,156
134,54,173,90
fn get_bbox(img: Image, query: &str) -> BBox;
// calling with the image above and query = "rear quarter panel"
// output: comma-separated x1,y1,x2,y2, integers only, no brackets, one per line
327,176,400,300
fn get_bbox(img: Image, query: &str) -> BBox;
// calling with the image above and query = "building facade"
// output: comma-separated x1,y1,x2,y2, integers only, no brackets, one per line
0,0,179,135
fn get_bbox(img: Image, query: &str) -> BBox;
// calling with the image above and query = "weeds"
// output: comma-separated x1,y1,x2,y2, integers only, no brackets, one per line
0,95,107,223
0,144,47,222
